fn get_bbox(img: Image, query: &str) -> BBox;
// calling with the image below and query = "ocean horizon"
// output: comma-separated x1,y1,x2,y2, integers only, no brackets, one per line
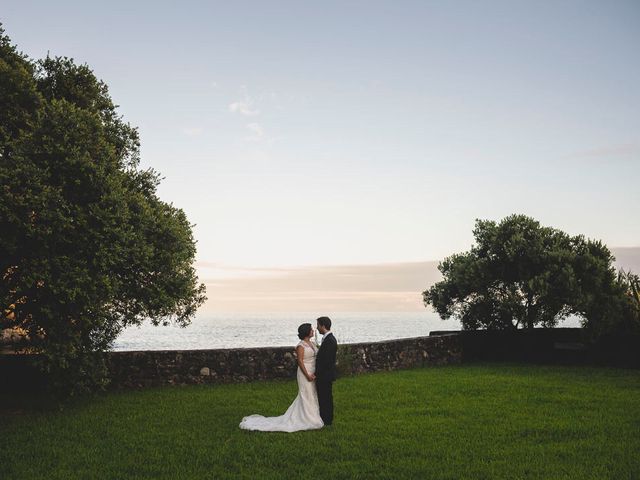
112,311,583,351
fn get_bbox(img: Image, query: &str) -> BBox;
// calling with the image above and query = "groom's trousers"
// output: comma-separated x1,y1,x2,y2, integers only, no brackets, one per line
316,378,334,425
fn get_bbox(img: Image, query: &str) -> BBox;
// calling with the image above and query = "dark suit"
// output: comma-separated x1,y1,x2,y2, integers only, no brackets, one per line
315,332,337,425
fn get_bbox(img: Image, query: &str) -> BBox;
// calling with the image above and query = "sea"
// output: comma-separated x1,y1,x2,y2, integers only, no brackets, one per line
112,311,583,351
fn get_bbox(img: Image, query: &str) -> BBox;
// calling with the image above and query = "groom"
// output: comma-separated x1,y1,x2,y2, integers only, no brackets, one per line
315,316,337,426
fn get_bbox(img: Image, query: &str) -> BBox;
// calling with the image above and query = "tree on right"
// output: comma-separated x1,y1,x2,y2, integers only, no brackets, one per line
423,214,639,337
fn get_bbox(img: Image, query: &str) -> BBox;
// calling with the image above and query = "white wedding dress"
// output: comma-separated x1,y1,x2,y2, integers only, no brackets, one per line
239,340,324,432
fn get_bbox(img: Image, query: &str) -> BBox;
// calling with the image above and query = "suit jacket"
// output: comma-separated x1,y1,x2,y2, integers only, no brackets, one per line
316,332,337,381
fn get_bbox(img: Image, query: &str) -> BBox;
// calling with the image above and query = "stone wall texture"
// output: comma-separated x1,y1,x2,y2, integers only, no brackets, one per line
0,334,463,392
106,334,463,389
3,328,636,394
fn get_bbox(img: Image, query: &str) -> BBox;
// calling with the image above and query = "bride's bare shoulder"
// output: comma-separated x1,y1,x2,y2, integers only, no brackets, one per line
295,340,314,350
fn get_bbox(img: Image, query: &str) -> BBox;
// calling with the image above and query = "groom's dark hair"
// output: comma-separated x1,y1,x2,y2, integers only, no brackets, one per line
316,316,331,330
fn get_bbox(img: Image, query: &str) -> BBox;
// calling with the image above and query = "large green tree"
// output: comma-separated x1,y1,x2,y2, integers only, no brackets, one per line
423,214,623,331
0,26,206,396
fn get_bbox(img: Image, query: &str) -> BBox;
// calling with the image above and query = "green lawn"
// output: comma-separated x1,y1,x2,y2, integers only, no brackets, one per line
2,363,639,479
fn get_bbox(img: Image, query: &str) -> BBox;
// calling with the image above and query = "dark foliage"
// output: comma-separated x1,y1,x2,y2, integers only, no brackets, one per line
423,214,636,338
0,25,206,398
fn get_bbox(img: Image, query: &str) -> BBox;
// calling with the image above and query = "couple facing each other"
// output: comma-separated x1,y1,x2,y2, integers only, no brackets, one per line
239,316,338,432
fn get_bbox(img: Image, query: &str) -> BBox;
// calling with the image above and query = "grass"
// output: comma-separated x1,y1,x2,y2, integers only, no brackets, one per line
1,362,639,479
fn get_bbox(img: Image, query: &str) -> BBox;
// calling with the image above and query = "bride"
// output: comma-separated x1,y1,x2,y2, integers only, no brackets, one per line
239,323,324,432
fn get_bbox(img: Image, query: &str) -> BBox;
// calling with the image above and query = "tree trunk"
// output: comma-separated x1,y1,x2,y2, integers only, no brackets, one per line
526,292,535,329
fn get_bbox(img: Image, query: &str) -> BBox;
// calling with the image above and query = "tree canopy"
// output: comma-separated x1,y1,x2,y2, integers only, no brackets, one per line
423,214,630,333
0,25,206,396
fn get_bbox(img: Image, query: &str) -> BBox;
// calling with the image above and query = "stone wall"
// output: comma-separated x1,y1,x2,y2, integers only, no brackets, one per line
3,328,637,394
0,334,463,392
107,334,463,389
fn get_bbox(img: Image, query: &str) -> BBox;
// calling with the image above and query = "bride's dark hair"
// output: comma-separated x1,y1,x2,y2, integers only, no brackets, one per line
297,323,312,340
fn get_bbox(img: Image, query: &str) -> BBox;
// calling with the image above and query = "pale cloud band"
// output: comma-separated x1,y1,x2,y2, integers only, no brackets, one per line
196,247,640,313
198,260,443,312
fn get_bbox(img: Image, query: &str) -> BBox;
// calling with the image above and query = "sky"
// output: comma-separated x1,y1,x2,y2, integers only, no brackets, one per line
2,1,639,311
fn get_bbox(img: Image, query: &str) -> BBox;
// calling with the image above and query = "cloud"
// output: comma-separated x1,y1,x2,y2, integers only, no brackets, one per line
228,100,260,116
228,87,277,144
195,261,289,279
245,122,266,142
197,260,443,312
195,248,640,312
613,247,640,274
195,260,290,272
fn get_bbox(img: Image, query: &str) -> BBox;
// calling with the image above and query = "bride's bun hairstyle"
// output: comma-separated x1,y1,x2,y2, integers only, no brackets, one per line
298,323,312,340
